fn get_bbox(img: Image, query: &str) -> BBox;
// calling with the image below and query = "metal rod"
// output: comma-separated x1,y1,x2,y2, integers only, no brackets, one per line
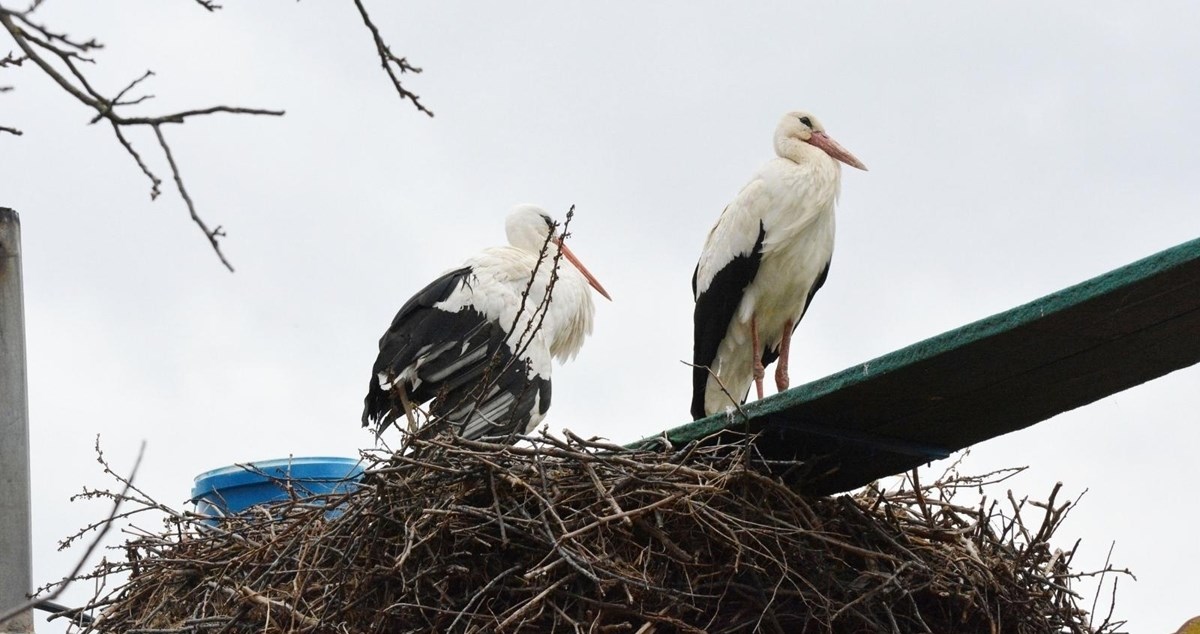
0,207,34,634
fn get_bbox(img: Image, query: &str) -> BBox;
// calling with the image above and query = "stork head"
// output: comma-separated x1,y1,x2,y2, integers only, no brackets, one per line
506,204,558,253
774,111,867,171
506,205,612,300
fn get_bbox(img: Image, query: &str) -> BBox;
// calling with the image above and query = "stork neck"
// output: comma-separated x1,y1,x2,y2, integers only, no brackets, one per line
774,136,823,165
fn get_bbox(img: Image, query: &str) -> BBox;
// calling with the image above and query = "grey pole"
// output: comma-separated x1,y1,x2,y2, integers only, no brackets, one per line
0,208,34,634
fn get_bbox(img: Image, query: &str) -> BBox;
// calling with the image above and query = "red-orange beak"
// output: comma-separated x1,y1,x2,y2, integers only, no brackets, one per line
806,131,868,171
555,238,612,301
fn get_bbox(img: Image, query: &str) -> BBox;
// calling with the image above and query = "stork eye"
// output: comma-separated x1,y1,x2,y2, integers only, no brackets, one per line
799,116,813,127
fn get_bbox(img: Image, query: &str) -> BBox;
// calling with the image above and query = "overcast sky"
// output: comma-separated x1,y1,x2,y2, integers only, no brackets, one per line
4,2,1199,631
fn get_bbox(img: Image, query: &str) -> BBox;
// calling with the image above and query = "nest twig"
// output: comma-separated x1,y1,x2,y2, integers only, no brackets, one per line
52,433,1128,633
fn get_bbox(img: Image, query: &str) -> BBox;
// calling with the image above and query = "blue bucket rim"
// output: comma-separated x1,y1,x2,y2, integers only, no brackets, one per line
191,456,365,499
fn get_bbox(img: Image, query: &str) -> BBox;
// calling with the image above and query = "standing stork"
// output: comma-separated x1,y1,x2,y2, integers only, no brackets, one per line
362,205,610,441
691,111,866,420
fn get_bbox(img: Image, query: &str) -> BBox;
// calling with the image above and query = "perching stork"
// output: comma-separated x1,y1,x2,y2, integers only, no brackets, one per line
363,205,610,441
691,111,866,420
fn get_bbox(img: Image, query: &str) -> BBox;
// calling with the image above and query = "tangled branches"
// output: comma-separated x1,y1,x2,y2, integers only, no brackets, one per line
54,433,1127,633
0,0,429,270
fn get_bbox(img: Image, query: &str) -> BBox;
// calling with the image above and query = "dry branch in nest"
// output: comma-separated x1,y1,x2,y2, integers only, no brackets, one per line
53,433,1127,633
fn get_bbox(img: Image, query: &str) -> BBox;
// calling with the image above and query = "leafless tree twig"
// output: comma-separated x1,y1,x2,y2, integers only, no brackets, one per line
352,0,433,117
0,4,282,270
0,438,146,627
1,0,431,270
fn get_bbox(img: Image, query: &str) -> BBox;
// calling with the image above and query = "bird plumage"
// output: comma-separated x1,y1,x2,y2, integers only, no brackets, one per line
363,205,608,440
691,111,865,419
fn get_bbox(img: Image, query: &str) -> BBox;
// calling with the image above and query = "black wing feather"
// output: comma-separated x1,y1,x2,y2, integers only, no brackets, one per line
362,266,546,440
690,221,766,420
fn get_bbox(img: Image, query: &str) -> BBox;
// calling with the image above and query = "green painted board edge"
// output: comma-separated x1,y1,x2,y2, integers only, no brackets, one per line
631,235,1200,448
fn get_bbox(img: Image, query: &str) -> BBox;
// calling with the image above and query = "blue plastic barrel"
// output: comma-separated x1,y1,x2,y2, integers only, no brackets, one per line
190,456,365,520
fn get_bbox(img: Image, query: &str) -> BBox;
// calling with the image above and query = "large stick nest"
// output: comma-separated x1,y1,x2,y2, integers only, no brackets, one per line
60,432,1124,633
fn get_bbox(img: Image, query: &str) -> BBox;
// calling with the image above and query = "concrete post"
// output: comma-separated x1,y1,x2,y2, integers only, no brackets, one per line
0,208,34,634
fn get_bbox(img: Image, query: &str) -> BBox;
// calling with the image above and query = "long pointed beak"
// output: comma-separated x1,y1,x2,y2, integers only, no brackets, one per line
555,238,612,301
806,131,868,171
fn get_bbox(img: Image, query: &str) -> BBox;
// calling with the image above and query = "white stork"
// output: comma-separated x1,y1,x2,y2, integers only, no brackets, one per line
363,205,610,440
691,111,866,420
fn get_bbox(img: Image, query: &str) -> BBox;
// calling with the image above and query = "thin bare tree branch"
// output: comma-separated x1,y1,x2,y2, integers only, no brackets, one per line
353,0,433,117
108,119,162,199
0,3,283,271
0,439,146,627
153,123,235,271
2,47,27,122
1,0,432,270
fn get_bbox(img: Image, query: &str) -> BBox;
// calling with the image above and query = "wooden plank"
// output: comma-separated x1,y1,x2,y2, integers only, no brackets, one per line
632,236,1200,495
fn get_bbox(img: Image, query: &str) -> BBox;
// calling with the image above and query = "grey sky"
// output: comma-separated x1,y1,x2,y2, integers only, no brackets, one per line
4,2,1199,631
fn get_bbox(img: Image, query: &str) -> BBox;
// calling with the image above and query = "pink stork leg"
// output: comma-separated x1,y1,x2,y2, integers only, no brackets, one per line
751,314,765,399
775,319,794,392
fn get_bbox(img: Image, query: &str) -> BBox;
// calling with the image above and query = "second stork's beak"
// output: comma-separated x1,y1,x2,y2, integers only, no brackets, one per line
806,131,868,171
555,238,612,300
